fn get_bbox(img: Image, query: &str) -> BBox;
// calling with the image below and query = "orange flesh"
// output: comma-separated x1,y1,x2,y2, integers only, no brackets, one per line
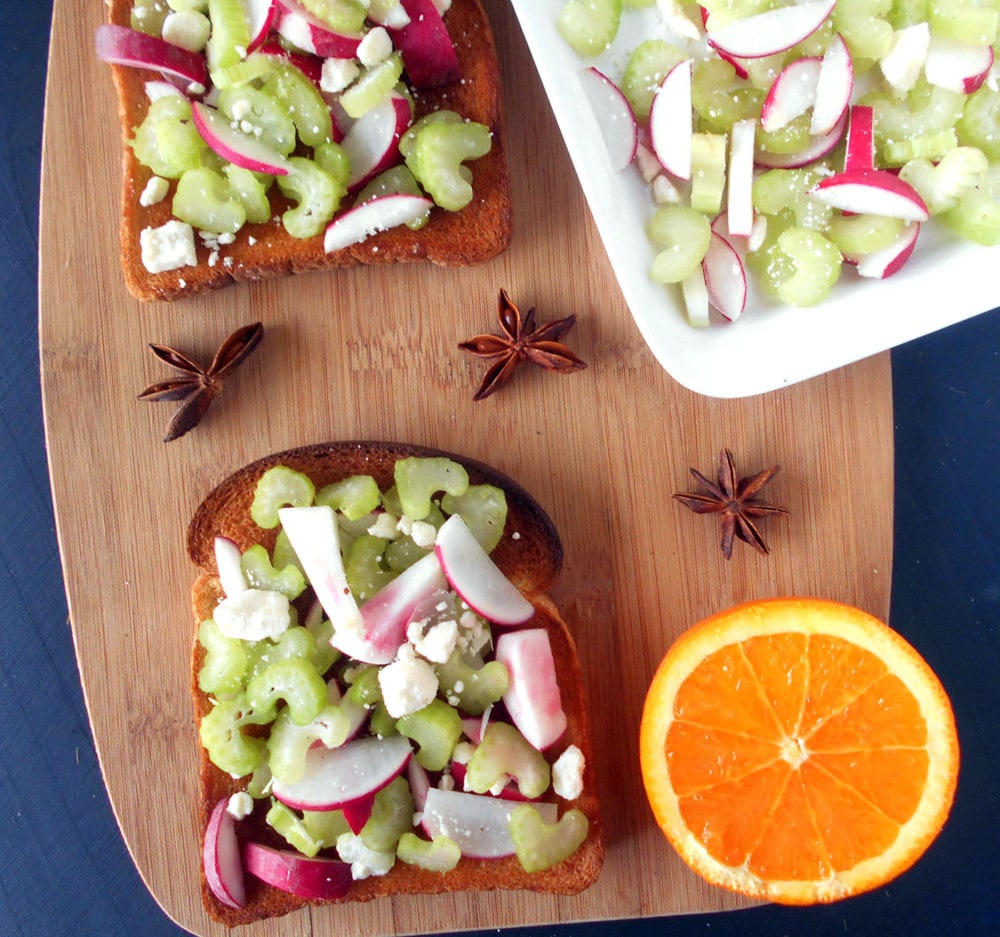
666,632,931,881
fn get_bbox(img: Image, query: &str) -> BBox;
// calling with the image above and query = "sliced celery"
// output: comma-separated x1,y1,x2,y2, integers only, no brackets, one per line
251,465,316,529
396,699,463,771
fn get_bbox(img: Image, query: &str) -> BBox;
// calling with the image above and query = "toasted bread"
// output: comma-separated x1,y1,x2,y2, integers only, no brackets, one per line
104,1,512,302
188,441,604,926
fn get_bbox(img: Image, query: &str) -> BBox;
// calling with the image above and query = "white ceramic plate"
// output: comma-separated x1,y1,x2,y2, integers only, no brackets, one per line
509,1,1000,398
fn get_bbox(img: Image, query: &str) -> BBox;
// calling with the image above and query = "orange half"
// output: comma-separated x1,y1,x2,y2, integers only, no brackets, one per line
639,598,959,904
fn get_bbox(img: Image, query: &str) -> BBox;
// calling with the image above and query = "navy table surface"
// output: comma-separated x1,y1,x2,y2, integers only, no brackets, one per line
3,3,998,936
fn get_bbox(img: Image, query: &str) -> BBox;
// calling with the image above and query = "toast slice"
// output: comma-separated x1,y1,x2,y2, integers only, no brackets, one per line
188,442,604,926
103,1,512,302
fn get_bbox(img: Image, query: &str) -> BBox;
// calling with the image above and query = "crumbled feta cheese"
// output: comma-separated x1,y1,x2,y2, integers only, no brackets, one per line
378,644,438,717
409,617,459,663
139,175,169,207
226,791,254,820
367,511,400,539
357,26,393,68
456,610,489,655
552,744,586,800
161,10,211,53
213,588,291,641
139,219,196,273
451,741,475,764
321,57,361,94
336,832,395,879
409,520,437,548
229,96,253,121
376,0,411,29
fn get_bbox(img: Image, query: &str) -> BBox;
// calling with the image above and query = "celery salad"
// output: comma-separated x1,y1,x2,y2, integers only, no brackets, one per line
555,0,1000,324
197,457,589,909
96,0,494,274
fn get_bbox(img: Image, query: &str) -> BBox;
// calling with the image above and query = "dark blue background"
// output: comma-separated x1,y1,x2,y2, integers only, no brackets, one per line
3,5,997,935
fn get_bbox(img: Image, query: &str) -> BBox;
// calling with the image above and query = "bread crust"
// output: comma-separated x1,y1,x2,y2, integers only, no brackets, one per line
105,0,512,301
189,442,604,926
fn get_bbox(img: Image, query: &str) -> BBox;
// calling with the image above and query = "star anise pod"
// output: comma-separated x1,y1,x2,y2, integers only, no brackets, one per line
458,288,586,400
672,449,790,560
138,322,263,442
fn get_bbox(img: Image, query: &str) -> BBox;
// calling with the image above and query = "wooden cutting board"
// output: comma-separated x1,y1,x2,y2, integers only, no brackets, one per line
38,1,894,934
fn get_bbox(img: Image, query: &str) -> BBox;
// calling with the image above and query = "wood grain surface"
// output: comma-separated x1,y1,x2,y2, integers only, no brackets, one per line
38,1,894,934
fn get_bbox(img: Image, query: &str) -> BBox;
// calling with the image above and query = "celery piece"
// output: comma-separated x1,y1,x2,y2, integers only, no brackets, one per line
509,806,589,873
465,723,551,800
217,86,297,157
355,166,429,230
251,465,316,529
241,544,307,600
832,0,893,62
752,168,832,231
883,130,958,168
360,776,414,852
267,701,350,782
394,458,470,521
345,664,382,707
197,617,249,696
755,112,812,157
770,228,842,307
263,60,334,147
556,0,623,58
828,215,905,258
299,0,368,31
396,832,461,871
199,696,270,777
407,122,493,212
266,800,323,857
340,53,405,119
398,111,463,160
316,475,382,521
246,625,314,684
370,702,399,739
440,484,508,554
131,97,204,179
171,167,247,234
384,535,430,573
941,189,1000,245
898,147,989,215
246,657,327,726
396,699,463,771
435,649,508,716
380,485,404,518
647,205,713,283
223,165,272,225
957,87,1000,162
277,157,345,239
271,529,303,575
206,0,251,73
691,58,763,133
303,611,340,676
132,0,170,36
689,133,728,216
622,39,685,122
865,81,965,159
345,534,394,603
929,1,998,45
302,809,351,848
247,761,273,799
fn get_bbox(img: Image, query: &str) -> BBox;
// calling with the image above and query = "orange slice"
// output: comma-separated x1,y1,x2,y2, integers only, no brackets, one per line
639,598,959,904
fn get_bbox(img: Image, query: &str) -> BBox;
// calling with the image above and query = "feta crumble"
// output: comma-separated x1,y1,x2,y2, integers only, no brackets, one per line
139,175,169,207
139,219,196,273
213,588,291,641
378,644,438,717
336,832,395,879
552,744,586,800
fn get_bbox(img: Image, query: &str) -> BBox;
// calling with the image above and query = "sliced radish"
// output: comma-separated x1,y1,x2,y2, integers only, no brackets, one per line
812,169,929,222
648,59,693,180
272,735,412,811
339,552,449,664
341,792,377,834
727,118,756,237
144,79,186,102
191,101,293,175
408,757,431,812
811,33,853,135
258,37,324,86
341,91,412,191
242,842,352,900
843,105,875,173
434,514,534,626
754,108,847,169
707,0,835,60
385,0,460,89
243,0,277,52
702,231,748,321
325,677,368,741
323,194,433,252
203,797,246,909
214,536,247,597
277,506,363,634
449,759,531,802
578,67,638,171
494,628,567,751
274,0,364,58
420,788,557,859
368,0,411,29
95,23,208,93
854,221,921,279
924,36,995,94
760,56,821,134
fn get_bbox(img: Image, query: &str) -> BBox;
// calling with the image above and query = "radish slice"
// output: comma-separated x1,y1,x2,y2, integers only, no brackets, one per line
341,91,412,191
648,60,693,180
203,798,246,909
244,0,276,52
812,169,929,222
844,105,875,174
341,792,377,834
760,57,821,133
434,514,534,626
271,735,412,811
855,221,921,279
707,0,835,60
421,788,557,859
95,23,208,93
274,0,364,57
214,536,247,597
754,108,847,169
726,118,756,237
495,628,567,751
702,231,748,321
408,758,431,812
323,194,433,253
578,66,638,171
811,33,853,135
191,101,293,175
242,842,352,900
385,0,460,88
345,552,448,664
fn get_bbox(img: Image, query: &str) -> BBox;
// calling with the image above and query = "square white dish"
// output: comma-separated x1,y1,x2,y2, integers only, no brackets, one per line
509,1,1000,398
